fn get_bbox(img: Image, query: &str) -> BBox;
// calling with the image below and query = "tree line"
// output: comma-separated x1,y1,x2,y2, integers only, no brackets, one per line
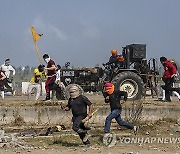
13,65,36,82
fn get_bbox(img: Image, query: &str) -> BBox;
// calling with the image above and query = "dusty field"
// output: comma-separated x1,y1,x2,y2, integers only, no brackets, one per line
0,144,179,154
0,124,180,154
0,94,180,154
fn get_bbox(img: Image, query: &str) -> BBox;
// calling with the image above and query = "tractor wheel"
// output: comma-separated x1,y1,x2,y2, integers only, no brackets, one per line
64,84,84,100
112,71,144,100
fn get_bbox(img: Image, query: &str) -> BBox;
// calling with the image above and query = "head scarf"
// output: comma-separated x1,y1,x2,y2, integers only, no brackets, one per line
5,59,10,66
111,49,118,56
69,85,80,98
105,83,115,95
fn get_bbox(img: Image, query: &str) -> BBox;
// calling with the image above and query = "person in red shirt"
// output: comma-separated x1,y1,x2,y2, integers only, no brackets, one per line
160,56,179,102
43,54,57,101
0,70,7,99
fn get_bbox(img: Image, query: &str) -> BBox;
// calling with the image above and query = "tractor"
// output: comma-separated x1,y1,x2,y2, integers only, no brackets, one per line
60,44,159,100
109,44,159,100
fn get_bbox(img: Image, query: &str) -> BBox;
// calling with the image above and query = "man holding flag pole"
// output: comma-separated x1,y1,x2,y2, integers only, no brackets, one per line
30,26,58,102
43,53,56,102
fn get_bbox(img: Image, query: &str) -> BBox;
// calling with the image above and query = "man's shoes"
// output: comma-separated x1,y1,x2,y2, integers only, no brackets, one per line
44,92,50,101
162,99,171,102
158,98,171,102
83,133,89,143
83,139,90,146
43,99,51,103
0,91,4,99
158,98,163,100
12,90,16,96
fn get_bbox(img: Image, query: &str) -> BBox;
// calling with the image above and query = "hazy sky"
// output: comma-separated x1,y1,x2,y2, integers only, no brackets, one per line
0,0,180,67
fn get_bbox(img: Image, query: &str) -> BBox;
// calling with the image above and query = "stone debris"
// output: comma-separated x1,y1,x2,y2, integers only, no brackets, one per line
174,129,180,133
145,132,150,135
0,129,35,150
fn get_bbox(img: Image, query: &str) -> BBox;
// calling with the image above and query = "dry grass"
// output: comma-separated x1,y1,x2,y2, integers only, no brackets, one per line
22,118,180,148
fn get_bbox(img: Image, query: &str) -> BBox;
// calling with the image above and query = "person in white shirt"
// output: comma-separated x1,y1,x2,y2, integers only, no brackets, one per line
51,65,66,100
55,65,61,83
0,59,15,78
0,59,16,93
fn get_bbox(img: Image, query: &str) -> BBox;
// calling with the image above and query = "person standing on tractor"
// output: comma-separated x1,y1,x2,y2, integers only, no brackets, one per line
103,49,125,82
27,65,46,101
103,83,137,138
160,57,180,102
0,70,7,99
0,59,16,94
62,85,93,146
105,49,125,71
43,54,56,102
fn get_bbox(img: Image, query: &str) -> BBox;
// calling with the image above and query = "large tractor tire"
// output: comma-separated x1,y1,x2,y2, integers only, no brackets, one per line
112,71,144,100
64,84,84,100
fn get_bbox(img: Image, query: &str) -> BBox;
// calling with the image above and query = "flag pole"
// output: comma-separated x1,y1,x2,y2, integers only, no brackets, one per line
34,41,43,64
30,26,43,64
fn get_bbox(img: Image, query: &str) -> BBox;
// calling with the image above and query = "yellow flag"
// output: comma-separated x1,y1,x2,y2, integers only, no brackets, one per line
30,26,43,43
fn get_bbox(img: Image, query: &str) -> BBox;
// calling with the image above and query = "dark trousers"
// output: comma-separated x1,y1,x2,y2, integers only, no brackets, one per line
72,116,87,141
162,78,180,101
104,109,134,133
4,80,13,92
0,80,5,91
0,79,12,92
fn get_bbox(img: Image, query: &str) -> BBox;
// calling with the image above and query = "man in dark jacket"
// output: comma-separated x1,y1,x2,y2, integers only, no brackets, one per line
103,83,137,137
63,85,93,146
106,49,125,70
160,56,180,102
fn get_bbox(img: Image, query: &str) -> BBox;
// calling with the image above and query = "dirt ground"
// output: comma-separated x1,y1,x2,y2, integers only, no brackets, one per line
0,144,179,154
0,94,180,154
0,131,180,154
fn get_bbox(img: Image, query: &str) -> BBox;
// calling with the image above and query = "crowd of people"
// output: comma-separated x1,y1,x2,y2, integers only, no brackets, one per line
0,54,62,101
27,54,63,102
0,50,180,146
